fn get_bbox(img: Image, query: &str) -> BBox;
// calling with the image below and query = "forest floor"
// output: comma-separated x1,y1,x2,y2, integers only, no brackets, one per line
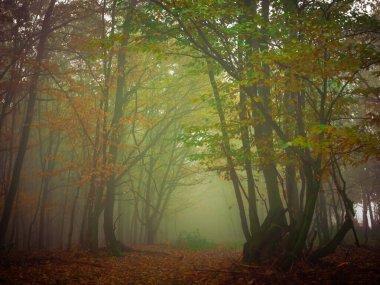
0,244,380,285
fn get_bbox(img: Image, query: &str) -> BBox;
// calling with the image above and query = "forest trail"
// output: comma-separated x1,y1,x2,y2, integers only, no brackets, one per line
0,245,380,284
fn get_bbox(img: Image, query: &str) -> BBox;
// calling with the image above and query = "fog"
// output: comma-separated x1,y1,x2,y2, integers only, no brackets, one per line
1,0,379,283
161,174,244,244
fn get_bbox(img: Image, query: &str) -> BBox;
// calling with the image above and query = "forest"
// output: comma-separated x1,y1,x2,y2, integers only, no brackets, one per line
0,0,379,284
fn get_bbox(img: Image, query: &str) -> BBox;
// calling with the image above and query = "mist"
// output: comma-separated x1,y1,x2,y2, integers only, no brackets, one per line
1,0,379,284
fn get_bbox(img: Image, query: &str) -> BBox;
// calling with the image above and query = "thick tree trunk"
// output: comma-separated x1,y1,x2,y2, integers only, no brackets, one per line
243,208,287,263
104,19,129,255
146,226,155,244
281,162,320,269
249,0,285,223
286,165,300,224
87,208,101,252
83,102,104,252
239,0,288,264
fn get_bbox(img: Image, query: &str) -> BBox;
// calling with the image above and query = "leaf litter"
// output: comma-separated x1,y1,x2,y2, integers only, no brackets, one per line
0,245,379,284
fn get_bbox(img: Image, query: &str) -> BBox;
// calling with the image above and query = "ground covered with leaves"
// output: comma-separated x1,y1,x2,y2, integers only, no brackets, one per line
1,245,379,284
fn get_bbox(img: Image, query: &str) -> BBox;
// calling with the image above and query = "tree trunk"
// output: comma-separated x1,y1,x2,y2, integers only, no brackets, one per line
363,192,368,244
87,207,101,252
144,155,155,244
238,88,260,234
286,165,300,225
104,19,129,255
83,103,103,252
79,194,89,247
67,186,80,251
206,59,251,242
38,177,50,249
0,0,56,247
299,166,306,214
27,180,44,249
240,0,287,264
317,189,330,246
281,162,320,269
329,179,341,230
59,175,70,249
38,126,61,249
368,194,374,230
310,217,353,261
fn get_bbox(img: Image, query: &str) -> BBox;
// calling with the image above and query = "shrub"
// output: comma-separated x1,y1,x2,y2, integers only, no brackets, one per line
176,229,216,250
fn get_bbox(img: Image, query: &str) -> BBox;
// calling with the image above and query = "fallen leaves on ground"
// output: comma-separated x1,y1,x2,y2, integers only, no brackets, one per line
0,245,379,284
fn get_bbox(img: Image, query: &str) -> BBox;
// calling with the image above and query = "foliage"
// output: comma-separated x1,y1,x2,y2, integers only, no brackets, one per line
147,0,380,268
0,0,379,270
176,229,216,250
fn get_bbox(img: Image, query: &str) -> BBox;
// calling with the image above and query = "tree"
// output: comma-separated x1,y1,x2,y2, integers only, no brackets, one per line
0,0,57,247
149,0,380,268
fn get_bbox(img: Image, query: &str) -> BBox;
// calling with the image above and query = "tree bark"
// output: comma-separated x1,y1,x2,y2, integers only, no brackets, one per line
310,217,353,261
281,161,320,269
104,18,129,255
286,165,300,224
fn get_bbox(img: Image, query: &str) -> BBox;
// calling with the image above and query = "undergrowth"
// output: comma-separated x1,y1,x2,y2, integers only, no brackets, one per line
176,229,216,250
